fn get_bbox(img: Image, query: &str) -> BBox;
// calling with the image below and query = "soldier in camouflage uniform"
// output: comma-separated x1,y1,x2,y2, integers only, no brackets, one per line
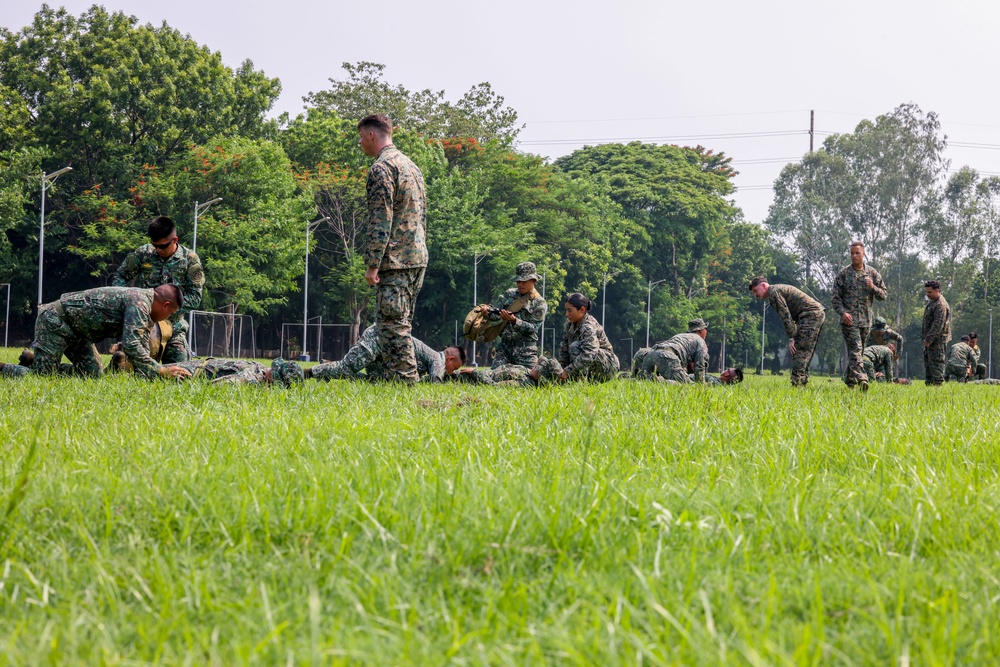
485,262,547,369
453,356,563,387
113,353,304,386
631,348,743,385
867,317,903,353
852,343,895,383
945,335,975,382
969,332,988,380
921,280,951,386
557,293,619,382
24,285,190,380
358,114,428,384
308,324,464,382
113,216,204,362
748,276,825,386
634,319,711,384
831,242,888,390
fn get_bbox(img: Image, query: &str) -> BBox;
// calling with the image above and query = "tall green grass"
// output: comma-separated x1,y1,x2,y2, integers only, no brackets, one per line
1,348,999,665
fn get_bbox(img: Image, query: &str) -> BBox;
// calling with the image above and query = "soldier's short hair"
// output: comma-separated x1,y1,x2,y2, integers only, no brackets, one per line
970,331,978,339
153,283,183,309
747,276,767,292
445,345,467,363
357,114,393,136
961,335,971,342
925,280,941,290
147,216,175,242
849,241,865,250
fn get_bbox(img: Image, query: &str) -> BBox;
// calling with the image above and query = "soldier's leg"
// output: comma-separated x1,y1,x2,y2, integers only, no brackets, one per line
927,342,947,385
309,328,380,381
656,350,691,383
30,306,73,375
792,312,824,386
923,347,933,385
591,349,620,382
376,268,423,383
63,338,104,377
976,363,988,381
161,317,191,363
841,325,866,386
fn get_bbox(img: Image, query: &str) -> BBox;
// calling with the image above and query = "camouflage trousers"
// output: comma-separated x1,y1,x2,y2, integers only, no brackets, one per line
166,358,268,385
310,326,380,381
840,324,870,386
635,347,689,383
30,305,104,377
565,344,620,382
944,363,969,382
452,357,561,387
924,341,947,386
492,341,538,369
975,363,988,381
790,312,825,386
0,363,29,379
375,267,425,383
164,316,192,363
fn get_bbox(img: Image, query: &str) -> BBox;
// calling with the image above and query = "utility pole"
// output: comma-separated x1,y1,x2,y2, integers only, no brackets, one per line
809,110,815,152
646,279,666,348
760,302,768,373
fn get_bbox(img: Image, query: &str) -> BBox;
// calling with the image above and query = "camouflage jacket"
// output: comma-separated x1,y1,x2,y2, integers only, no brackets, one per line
921,295,951,346
57,287,160,379
767,284,824,338
947,342,975,369
654,333,710,383
167,358,268,385
831,265,888,328
490,287,547,367
112,244,204,316
363,145,428,271
862,345,894,382
312,325,445,381
970,343,982,364
559,313,614,375
867,327,903,350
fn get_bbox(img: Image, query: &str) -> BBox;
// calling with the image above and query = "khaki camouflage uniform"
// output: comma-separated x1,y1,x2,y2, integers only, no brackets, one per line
558,313,619,382
113,243,204,362
636,333,710,384
452,357,562,387
921,294,951,386
970,343,988,380
309,324,445,382
832,264,888,386
489,287,547,369
767,284,825,386
364,144,428,383
945,341,975,382
30,287,161,378
164,358,303,386
855,344,893,383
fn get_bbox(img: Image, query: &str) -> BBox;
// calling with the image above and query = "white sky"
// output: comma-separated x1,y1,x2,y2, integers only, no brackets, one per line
4,0,1000,223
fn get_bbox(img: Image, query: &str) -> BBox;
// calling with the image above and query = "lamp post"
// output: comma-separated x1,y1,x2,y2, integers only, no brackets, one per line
1,283,9,348
302,216,330,361
38,166,73,305
539,273,546,354
620,338,634,368
189,197,221,352
990,308,994,379
472,252,489,366
646,279,666,348
760,302,769,373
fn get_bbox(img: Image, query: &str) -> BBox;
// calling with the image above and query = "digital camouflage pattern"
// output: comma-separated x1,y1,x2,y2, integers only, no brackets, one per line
970,343,988,380
362,144,427,271
374,267,426,383
31,287,161,379
767,283,826,387
160,358,303,386
0,363,29,378
453,357,563,387
113,243,204,362
867,317,903,352
945,341,975,381
558,313,619,382
490,287,547,368
859,345,894,383
922,294,951,386
309,323,446,382
653,332,710,383
832,264,887,386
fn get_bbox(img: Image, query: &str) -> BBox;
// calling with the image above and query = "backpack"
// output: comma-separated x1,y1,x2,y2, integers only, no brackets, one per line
463,290,536,343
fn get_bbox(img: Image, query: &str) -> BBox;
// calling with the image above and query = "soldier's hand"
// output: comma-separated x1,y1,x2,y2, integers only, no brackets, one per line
788,340,796,356
530,368,540,381
558,371,568,381
865,277,874,290
923,340,929,349
364,267,380,286
841,313,853,326
160,365,192,380
499,309,516,323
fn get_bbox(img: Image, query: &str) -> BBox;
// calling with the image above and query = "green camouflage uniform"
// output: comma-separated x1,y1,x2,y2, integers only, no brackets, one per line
309,325,445,382
489,287,547,369
364,144,428,383
452,357,563,387
631,349,727,385
970,343,988,380
832,264,888,386
856,344,893,383
113,243,204,362
638,333,710,384
767,284,826,386
30,287,161,378
970,378,1000,385
558,313,619,382
165,358,303,386
945,341,975,382
921,294,951,386
0,363,29,379
866,319,903,351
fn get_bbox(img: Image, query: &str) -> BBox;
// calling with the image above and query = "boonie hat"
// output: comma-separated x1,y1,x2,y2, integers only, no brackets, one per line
687,318,708,333
512,261,540,282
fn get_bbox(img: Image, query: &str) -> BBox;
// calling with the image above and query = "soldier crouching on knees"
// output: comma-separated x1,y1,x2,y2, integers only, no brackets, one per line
556,293,619,382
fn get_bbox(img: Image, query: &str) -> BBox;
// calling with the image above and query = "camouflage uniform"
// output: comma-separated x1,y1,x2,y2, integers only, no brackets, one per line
767,284,826,386
921,294,951,386
489,278,547,369
113,243,204,362
30,287,162,378
364,144,428,384
0,363,29,379
164,358,303,386
558,313,619,382
452,357,562,387
640,332,710,384
970,378,1000,385
309,325,445,382
945,341,975,382
866,317,903,352
857,344,893,383
832,264,888,386
970,343,988,380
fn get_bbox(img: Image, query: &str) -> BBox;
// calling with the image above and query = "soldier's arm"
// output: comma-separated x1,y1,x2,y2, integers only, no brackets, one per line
112,252,140,287
565,324,600,373
694,343,708,384
770,291,797,338
558,329,571,367
926,305,946,343
870,269,888,301
512,299,546,336
121,305,162,379
179,251,205,314
361,164,395,269
415,339,445,382
830,272,846,316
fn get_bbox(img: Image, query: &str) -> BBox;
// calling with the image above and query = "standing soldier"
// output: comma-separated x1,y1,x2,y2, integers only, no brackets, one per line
969,332,988,380
921,280,951,386
113,216,204,362
945,335,975,382
486,261,547,369
748,276,825,387
832,242,888,390
357,113,427,384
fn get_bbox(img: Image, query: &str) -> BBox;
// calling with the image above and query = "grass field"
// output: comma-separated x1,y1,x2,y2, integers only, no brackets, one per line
2,346,1000,665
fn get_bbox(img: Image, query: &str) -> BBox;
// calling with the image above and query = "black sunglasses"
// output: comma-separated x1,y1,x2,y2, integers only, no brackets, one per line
152,237,177,250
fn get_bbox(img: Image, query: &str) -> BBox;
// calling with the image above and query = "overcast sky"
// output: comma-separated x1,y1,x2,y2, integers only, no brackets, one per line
5,0,1000,223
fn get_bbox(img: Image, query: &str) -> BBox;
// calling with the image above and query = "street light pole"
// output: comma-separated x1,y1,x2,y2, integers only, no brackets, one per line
1,283,9,348
620,338,634,368
302,216,330,360
990,308,994,379
37,166,72,305
646,279,665,348
540,273,546,355
189,197,222,352
472,252,489,366
760,302,769,373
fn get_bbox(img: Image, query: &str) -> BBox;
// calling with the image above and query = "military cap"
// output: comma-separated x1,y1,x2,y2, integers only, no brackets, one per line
512,262,540,282
872,316,887,330
687,318,708,333
271,359,305,386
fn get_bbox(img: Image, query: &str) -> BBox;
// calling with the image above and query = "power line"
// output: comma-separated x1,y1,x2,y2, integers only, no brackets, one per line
524,109,807,125
519,130,807,146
